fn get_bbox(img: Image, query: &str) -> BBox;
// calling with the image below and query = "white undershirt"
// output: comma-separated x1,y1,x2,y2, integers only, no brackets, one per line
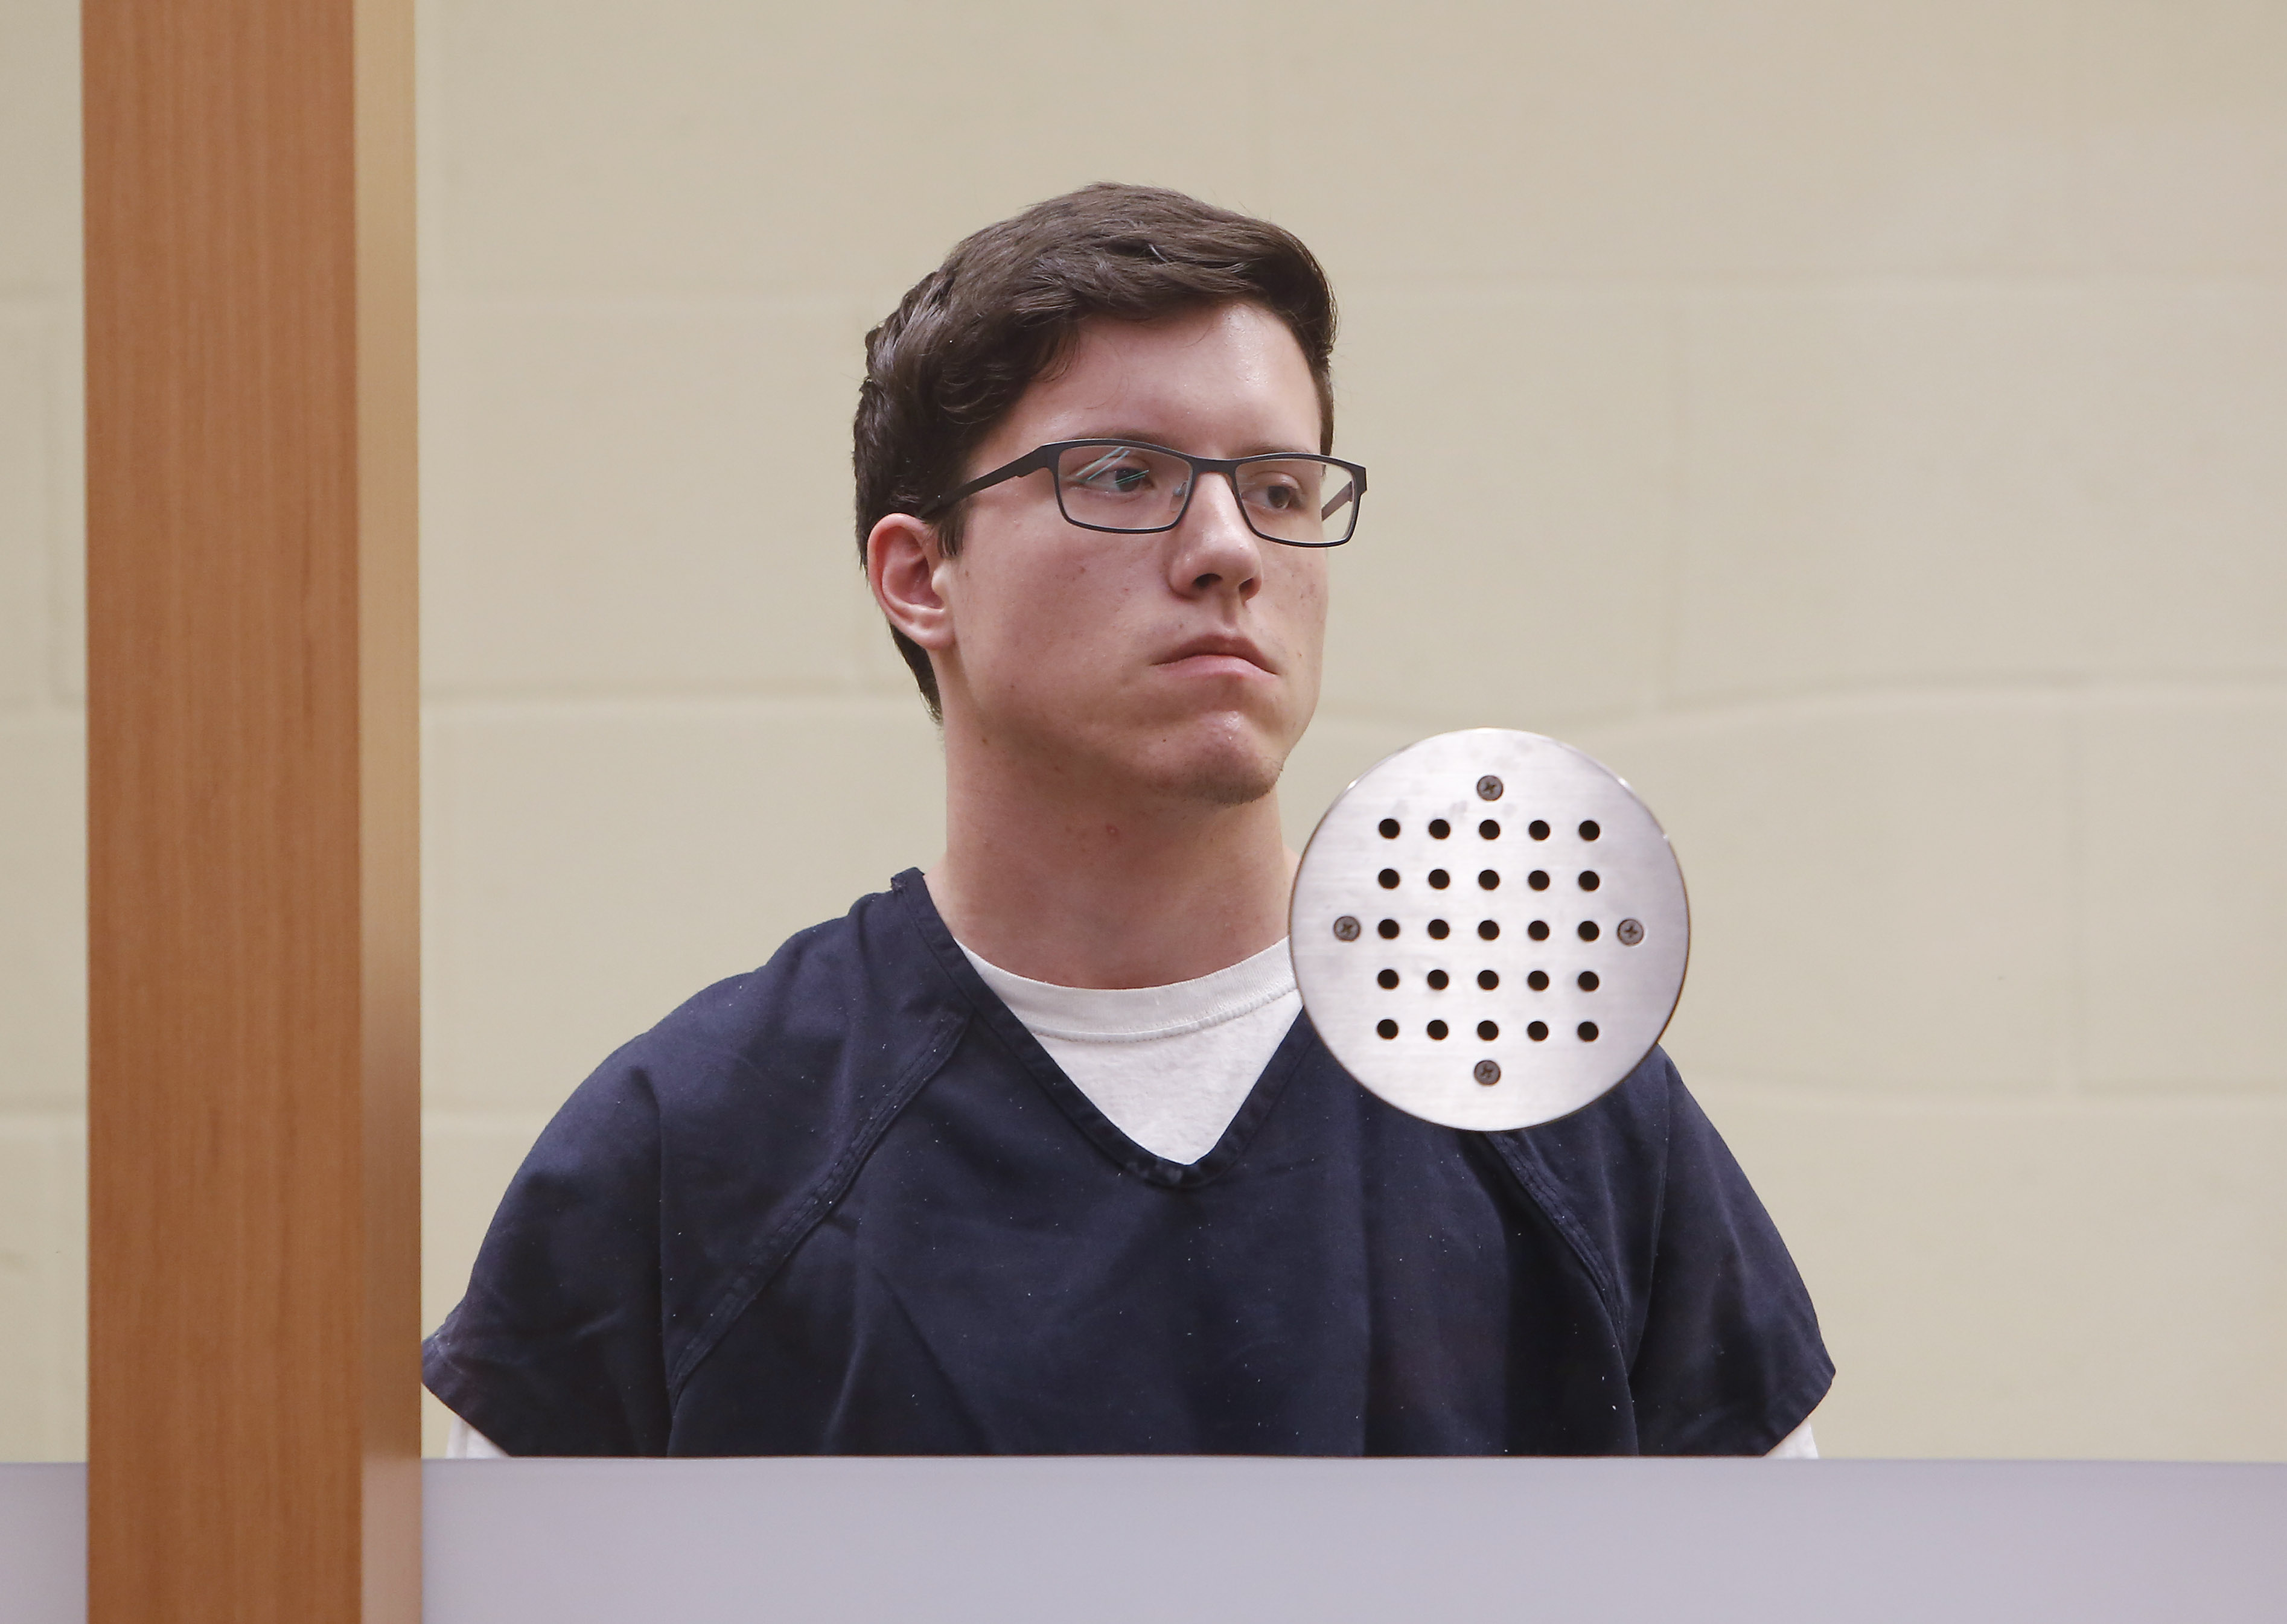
444,934,1814,1459
961,935,1301,1164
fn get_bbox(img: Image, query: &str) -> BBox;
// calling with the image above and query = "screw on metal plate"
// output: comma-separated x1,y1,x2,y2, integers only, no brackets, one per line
1473,1060,1502,1086
1476,775,1504,801
1333,915,1362,941
1616,918,1645,946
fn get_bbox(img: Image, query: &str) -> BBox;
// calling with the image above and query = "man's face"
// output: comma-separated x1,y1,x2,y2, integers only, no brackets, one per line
932,301,1329,810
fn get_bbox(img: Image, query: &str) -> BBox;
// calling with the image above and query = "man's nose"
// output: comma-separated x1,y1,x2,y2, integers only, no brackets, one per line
1167,473,1263,602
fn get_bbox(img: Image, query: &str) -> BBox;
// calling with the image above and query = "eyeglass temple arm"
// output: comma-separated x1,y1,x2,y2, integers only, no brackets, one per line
926,445,1058,516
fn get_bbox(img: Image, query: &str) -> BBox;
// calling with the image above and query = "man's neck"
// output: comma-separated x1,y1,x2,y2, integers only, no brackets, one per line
926,759,1296,992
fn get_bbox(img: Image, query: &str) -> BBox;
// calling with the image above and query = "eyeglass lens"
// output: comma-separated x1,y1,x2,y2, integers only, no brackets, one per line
1054,444,1358,545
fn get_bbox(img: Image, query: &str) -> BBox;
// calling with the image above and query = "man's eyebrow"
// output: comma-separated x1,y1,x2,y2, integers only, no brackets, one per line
1067,430,1321,458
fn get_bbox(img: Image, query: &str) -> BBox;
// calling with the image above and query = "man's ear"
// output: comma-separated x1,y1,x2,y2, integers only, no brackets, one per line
867,512,954,652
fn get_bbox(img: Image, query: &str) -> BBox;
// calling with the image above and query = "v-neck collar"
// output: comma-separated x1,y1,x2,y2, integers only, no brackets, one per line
890,868,1316,1190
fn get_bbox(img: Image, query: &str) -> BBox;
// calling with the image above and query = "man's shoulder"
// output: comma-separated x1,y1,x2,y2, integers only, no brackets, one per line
454,871,976,1420
1505,1047,1680,1177
607,871,969,1110
518,871,974,1211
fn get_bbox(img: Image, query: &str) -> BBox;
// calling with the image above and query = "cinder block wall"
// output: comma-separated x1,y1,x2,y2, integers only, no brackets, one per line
4,0,2282,1461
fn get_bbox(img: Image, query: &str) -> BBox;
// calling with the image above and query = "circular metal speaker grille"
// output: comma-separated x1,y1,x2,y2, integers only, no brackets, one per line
1289,730,1689,1131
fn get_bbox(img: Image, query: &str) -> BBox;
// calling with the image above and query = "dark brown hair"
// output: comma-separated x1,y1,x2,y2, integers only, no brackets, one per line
853,182,1338,717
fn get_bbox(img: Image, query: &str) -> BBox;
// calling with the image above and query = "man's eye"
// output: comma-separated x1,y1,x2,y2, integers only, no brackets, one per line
1070,457,1156,494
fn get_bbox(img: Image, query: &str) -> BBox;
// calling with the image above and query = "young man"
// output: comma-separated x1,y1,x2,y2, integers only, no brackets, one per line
425,184,1831,1457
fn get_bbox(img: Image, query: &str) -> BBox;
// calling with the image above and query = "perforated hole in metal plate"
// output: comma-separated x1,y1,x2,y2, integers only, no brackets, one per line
1289,729,1690,1131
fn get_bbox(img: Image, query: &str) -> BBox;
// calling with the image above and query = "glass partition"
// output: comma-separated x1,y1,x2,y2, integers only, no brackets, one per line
416,1,2286,1463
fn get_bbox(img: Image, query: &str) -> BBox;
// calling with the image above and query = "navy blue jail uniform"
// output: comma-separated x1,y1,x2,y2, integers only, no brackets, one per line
424,869,1832,1456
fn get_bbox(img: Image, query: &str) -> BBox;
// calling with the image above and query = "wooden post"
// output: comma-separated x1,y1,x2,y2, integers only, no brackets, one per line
83,0,420,1618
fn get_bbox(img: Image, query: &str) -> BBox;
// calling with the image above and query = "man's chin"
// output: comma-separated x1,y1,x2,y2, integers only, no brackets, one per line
1175,754,1283,809
1134,725,1289,810
1010,699,1301,812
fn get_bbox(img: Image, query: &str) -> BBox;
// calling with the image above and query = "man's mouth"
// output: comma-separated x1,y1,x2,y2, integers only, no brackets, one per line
1157,634,1276,676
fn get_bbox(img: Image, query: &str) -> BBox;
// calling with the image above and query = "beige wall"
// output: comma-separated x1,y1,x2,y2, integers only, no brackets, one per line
4,0,2282,1462
0,0,88,1464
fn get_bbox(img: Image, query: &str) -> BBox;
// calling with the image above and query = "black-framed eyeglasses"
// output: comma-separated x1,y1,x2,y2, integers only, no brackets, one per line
922,439,1367,548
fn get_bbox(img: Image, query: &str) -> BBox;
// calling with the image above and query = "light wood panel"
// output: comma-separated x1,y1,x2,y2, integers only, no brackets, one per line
83,0,419,1617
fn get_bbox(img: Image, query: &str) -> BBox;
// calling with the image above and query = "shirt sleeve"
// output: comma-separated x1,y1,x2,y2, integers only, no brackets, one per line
1625,1063,1834,1454
421,1054,675,1456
